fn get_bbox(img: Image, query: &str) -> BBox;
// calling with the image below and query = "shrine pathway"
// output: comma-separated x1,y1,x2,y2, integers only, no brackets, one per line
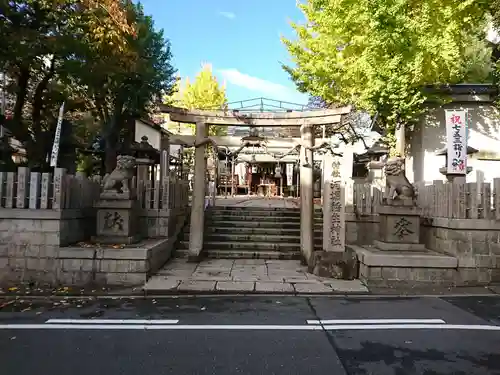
144,259,368,294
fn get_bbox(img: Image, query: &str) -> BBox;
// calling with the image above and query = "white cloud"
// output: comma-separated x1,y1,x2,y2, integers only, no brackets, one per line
218,68,304,102
218,11,236,20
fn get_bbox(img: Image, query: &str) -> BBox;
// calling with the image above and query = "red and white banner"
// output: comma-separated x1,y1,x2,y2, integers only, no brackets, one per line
445,109,468,175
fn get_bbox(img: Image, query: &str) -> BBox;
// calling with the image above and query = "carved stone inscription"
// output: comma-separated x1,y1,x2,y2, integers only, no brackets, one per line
103,211,124,232
326,182,345,252
393,217,414,239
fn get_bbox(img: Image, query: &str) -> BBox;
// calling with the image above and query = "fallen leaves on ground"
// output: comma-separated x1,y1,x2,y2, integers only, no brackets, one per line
77,242,126,249
0,300,15,309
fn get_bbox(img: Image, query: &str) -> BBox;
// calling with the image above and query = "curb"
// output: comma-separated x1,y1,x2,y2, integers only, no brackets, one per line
0,285,498,300
142,289,372,297
0,290,498,300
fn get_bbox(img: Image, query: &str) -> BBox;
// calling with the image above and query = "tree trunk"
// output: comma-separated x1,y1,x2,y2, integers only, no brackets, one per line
104,99,124,173
28,60,57,169
104,132,118,173
32,58,56,140
12,66,30,124
2,66,30,141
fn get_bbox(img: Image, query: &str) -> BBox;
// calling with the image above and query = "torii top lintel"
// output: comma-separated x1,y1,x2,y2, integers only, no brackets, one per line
160,105,352,127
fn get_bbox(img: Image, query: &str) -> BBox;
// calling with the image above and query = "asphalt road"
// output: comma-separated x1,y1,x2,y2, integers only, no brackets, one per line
1,295,500,374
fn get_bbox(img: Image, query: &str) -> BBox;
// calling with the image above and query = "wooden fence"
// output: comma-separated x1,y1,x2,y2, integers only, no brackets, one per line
342,180,500,220
0,167,100,210
135,177,189,210
415,180,500,220
344,183,383,215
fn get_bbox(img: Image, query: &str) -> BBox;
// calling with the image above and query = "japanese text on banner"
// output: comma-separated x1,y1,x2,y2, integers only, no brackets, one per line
50,102,65,168
445,109,467,175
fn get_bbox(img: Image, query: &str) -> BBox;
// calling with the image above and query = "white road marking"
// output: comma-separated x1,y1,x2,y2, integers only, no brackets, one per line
307,319,446,325
322,324,500,331
45,319,179,325
0,324,324,331
0,323,498,331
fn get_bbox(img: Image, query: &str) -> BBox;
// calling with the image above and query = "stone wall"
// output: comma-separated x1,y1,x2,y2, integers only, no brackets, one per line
0,174,189,287
139,207,187,238
0,209,95,285
346,213,379,245
422,218,500,285
0,206,187,287
349,215,500,286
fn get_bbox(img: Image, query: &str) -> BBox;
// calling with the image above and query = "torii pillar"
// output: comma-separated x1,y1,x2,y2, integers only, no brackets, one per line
188,121,208,261
300,123,314,266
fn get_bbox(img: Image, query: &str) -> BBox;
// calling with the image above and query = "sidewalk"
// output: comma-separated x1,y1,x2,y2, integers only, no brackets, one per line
143,259,369,294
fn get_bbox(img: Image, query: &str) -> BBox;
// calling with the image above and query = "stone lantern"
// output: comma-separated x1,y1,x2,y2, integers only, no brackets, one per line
436,145,477,183
129,136,160,185
130,136,159,162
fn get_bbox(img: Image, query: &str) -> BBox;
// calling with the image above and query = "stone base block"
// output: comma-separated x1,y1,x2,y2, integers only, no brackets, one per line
95,199,140,243
373,240,426,252
378,204,421,244
349,244,459,286
353,245,457,268
310,248,359,280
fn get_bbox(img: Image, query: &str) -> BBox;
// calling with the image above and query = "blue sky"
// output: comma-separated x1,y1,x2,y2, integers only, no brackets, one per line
138,0,308,105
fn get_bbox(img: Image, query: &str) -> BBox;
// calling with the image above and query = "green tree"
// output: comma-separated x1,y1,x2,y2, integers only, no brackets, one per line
0,0,134,169
82,1,177,172
165,64,228,173
170,64,228,136
283,0,491,152
489,3,500,84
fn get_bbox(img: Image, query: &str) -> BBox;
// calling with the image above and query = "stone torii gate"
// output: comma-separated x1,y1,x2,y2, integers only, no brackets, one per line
161,105,352,265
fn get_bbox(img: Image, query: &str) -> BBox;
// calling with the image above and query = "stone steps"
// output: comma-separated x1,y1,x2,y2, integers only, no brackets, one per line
211,206,323,213
183,226,323,237
177,240,301,251
174,249,301,260
179,232,323,243
207,209,323,218
175,206,324,260
187,220,323,230
205,214,302,222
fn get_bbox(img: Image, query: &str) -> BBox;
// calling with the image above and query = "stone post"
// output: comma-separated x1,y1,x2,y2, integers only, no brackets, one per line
160,149,170,211
300,124,314,266
231,156,236,197
188,121,207,261
323,156,345,253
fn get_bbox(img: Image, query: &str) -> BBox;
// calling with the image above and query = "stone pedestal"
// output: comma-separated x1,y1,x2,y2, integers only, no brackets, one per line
94,193,141,244
376,204,425,251
350,201,458,287
300,124,314,266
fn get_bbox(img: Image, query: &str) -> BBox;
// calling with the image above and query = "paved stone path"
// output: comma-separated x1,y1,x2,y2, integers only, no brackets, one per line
213,196,300,208
144,259,368,294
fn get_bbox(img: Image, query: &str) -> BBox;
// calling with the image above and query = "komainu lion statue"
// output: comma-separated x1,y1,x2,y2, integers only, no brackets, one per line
102,155,136,194
384,156,416,204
